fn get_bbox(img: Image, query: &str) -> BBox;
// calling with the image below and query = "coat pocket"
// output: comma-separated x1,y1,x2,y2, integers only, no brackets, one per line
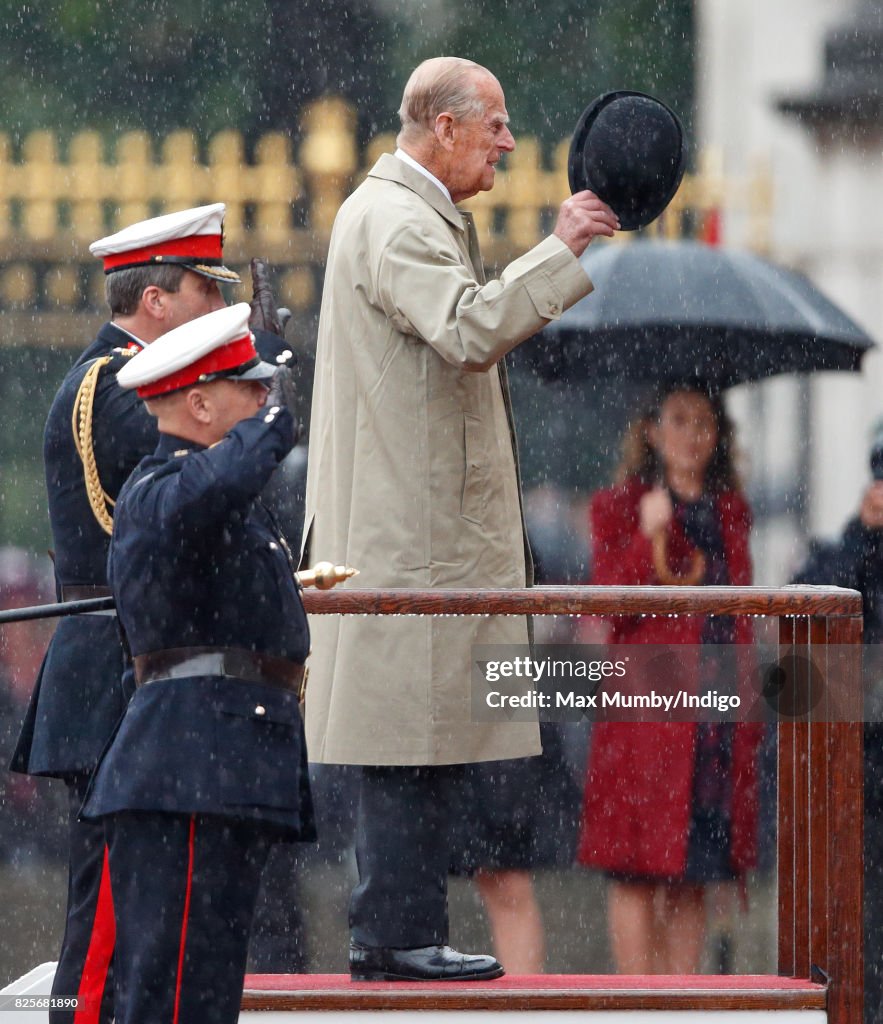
460,413,488,526
214,688,305,810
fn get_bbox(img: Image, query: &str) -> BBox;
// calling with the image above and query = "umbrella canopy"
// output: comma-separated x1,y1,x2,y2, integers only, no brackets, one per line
525,240,875,388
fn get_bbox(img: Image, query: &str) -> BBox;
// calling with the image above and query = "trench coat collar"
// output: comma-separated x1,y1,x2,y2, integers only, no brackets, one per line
368,153,466,234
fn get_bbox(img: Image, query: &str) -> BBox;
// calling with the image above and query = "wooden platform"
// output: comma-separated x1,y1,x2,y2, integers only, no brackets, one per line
241,974,826,1013
0,966,829,1023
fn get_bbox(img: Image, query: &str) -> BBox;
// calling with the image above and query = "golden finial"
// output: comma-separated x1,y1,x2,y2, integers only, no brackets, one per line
295,561,359,590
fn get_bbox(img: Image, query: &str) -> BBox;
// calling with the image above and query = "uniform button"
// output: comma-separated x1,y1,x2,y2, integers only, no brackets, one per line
255,705,266,716
269,405,281,415
548,303,560,315
264,413,275,423
269,541,278,550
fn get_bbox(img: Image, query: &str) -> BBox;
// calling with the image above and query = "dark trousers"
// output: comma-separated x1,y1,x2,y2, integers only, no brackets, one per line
106,811,273,1024
50,775,115,1024
349,764,464,948
248,843,307,972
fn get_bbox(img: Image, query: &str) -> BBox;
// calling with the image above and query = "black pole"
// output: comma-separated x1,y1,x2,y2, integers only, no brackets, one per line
0,596,115,624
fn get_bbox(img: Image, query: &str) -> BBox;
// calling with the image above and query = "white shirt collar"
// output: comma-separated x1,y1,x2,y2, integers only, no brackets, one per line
395,148,453,205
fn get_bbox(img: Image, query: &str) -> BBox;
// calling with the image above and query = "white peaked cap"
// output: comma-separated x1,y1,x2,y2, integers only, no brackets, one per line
90,203,240,283
117,303,276,398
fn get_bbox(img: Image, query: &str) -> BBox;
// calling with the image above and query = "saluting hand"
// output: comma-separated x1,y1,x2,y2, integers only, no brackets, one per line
249,258,287,338
553,190,620,257
266,365,298,417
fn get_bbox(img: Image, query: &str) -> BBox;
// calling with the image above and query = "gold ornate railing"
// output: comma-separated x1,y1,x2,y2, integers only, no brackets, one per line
0,97,772,339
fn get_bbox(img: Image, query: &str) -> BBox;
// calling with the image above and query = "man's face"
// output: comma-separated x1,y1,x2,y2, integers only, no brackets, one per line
163,271,226,332
206,379,270,442
446,73,515,204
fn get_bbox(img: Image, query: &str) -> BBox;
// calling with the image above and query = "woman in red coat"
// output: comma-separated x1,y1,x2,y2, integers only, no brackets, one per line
577,383,761,974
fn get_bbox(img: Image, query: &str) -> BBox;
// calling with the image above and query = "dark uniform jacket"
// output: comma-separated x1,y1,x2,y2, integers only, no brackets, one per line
81,407,314,837
11,323,151,776
792,518,883,813
11,324,291,779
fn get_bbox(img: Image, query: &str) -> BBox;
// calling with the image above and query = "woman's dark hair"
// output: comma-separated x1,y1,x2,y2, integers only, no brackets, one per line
614,382,741,493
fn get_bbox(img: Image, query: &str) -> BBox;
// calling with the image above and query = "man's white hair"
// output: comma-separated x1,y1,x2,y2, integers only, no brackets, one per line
397,56,492,145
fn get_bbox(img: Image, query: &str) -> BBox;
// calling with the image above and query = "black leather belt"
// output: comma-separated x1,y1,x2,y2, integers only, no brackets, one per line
133,645,306,696
61,585,112,601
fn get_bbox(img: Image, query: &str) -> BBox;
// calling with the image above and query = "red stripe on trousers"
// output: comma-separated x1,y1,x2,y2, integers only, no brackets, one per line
74,846,115,1024
173,816,197,1024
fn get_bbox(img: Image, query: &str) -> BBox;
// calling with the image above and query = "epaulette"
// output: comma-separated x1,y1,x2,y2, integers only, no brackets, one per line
107,346,139,367
70,352,134,535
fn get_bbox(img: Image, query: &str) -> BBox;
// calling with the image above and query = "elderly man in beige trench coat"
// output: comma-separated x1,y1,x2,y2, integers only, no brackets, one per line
303,56,619,982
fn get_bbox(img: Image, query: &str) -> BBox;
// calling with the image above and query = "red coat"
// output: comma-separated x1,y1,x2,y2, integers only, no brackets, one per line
576,476,762,879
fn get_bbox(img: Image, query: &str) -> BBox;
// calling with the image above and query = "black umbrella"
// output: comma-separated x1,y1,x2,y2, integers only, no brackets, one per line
523,240,875,387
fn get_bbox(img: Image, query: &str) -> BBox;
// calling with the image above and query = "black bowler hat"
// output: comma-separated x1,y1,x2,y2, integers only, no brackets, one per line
567,90,686,231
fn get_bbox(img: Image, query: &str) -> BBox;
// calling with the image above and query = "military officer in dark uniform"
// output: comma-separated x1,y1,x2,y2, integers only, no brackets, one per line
80,302,313,1024
10,205,292,1023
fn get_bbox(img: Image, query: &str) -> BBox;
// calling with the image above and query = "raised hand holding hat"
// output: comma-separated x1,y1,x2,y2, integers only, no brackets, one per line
567,91,686,231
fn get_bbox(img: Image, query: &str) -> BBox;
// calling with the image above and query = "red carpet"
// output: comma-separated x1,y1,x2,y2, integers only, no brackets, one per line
245,973,821,991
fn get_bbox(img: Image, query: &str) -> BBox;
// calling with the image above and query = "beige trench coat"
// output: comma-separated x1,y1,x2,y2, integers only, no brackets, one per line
303,154,592,765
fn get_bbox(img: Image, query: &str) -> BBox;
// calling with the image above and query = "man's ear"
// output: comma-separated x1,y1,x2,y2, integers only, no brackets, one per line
140,285,168,322
434,112,456,151
186,387,213,424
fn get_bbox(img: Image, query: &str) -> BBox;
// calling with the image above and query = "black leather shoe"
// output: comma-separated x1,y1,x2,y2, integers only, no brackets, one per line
349,942,505,982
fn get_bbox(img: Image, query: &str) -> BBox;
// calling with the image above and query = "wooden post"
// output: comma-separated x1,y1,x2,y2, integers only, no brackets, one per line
777,610,863,1024
777,614,799,977
826,614,864,1024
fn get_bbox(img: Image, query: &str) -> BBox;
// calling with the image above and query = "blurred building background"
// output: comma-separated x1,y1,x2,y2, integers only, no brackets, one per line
0,0,879,985
698,0,883,582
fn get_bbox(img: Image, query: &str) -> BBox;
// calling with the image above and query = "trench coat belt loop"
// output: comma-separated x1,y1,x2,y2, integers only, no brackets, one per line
134,646,306,695
61,584,113,601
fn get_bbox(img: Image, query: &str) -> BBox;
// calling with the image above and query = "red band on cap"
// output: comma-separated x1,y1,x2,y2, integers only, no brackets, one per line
136,333,257,398
102,233,223,272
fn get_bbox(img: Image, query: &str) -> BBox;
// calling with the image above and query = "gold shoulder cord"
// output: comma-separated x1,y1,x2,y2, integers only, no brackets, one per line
71,352,133,536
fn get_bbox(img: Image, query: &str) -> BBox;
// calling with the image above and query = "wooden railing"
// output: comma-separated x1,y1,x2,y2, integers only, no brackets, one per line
292,584,863,1024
